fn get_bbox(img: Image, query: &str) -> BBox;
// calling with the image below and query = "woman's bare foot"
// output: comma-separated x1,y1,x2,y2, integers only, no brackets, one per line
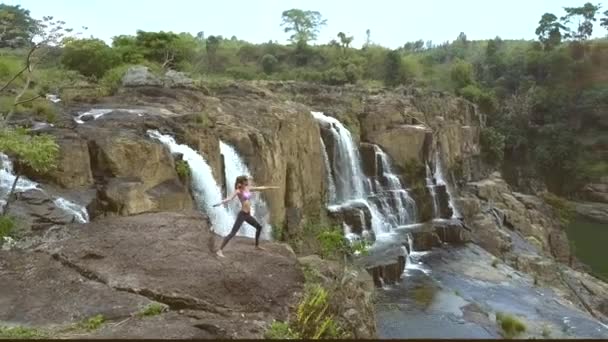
216,250,225,258
255,246,266,251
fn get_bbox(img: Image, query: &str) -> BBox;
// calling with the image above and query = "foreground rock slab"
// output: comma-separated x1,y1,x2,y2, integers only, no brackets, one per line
0,250,152,326
2,211,304,338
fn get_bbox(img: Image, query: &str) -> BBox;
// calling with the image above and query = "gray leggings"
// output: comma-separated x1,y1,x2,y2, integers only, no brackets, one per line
220,211,262,249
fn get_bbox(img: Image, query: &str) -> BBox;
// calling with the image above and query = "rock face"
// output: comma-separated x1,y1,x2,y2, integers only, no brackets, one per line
573,201,608,223
0,212,304,338
122,66,163,87
0,250,153,326
459,173,571,262
82,123,194,217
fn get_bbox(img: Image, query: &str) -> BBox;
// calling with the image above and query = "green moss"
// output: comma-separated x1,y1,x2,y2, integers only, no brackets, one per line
137,302,167,317
412,285,436,308
496,312,527,338
0,215,15,245
195,111,212,128
542,192,575,226
0,326,48,339
175,160,191,179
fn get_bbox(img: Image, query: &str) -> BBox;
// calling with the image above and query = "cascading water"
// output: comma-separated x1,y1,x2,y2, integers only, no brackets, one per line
311,111,366,202
148,130,235,236
425,163,440,218
0,153,89,223
312,111,417,239
148,130,269,239
320,138,337,204
219,140,271,240
374,145,417,225
433,151,461,219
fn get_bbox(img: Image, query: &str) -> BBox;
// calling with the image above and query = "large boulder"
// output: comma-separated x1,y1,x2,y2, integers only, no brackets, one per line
122,66,163,87
82,126,193,217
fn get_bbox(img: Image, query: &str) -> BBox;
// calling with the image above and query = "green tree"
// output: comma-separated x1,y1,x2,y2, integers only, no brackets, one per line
363,29,371,48
134,30,197,69
260,54,278,74
383,50,403,87
206,35,220,72
61,38,120,78
535,13,568,49
601,10,608,32
337,32,353,54
1,15,78,126
561,2,602,41
281,9,326,45
0,4,39,48
450,59,474,89
112,35,145,64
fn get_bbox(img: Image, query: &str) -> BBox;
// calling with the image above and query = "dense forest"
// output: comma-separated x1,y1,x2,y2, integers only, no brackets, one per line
0,3,607,197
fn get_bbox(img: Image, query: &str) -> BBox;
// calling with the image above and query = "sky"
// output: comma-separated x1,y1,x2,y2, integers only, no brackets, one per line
8,0,608,48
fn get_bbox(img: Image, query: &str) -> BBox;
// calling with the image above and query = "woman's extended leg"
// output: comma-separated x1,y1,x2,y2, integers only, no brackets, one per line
244,214,264,248
218,212,246,256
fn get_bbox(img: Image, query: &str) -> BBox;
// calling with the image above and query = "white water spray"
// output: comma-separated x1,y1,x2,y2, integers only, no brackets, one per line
0,153,89,223
219,140,271,240
433,151,461,219
312,111,417,239
148,130,235,236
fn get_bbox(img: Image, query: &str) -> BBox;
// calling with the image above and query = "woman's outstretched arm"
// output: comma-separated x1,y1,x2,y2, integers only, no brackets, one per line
213,191,238,207
249,186,280,192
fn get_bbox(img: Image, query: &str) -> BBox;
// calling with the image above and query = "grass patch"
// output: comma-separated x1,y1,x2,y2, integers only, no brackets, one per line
137,302,167,317
0,215,16,247
265,284,346,339
0,326,48,339
290,223,370,261
77,314,105,331
265,321,300,339
496,312,527,338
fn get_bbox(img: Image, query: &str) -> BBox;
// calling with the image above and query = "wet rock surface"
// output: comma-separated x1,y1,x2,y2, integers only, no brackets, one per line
375,244,608,339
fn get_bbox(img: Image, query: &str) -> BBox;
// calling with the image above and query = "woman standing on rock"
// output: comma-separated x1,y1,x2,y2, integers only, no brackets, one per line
213,175,278,258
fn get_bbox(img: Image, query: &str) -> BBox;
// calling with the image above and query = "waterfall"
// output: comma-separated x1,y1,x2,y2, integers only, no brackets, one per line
374,145,417,225
425,163,440,218
219,140,271,240
433,151,461,219
312,111,416,239
0,153,88,223
148,130,235,236
311,111,366,201
320,138,337,204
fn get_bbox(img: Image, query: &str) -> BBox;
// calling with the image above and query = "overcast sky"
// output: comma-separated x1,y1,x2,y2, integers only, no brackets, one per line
10,0,608,48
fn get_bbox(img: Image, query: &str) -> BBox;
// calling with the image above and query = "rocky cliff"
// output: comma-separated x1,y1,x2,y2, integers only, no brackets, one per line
1,68,606,338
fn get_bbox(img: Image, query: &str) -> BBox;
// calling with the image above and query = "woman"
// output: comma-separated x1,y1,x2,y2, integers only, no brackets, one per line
213,175,278,258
